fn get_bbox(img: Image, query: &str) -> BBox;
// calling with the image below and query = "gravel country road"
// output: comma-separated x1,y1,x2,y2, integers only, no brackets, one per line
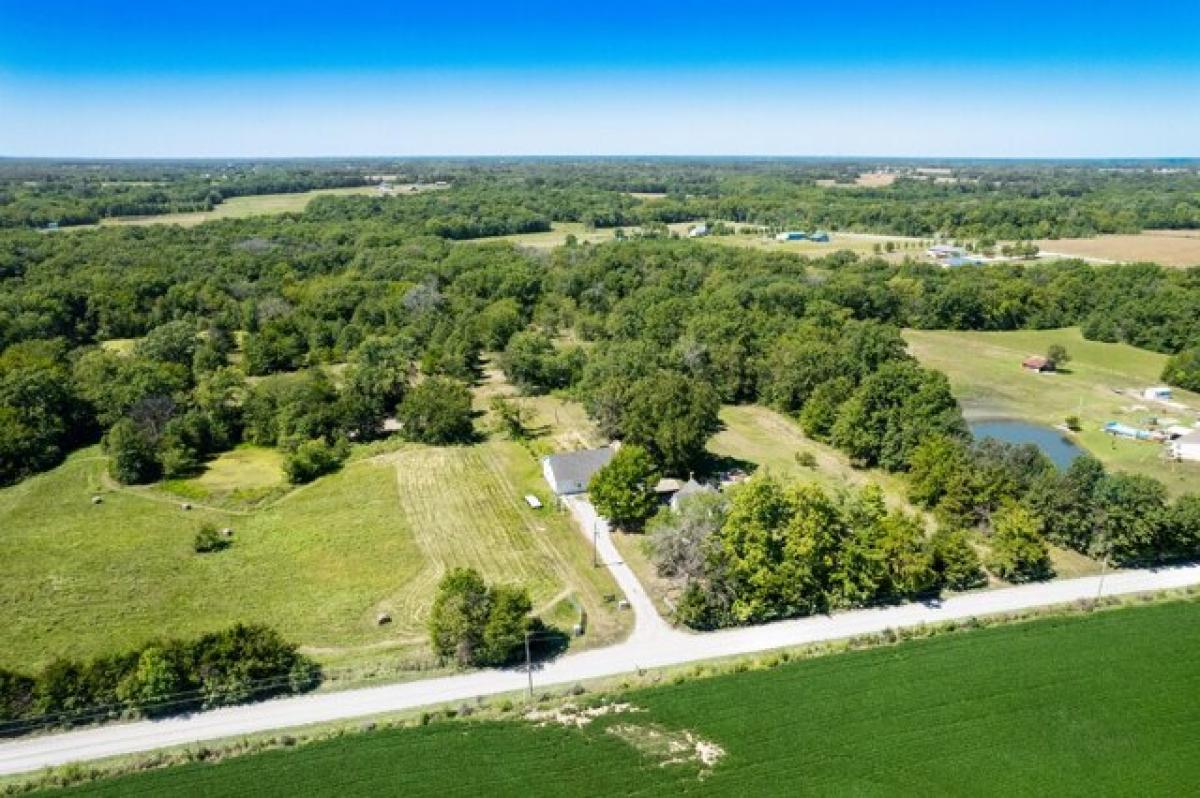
3,498,1199,777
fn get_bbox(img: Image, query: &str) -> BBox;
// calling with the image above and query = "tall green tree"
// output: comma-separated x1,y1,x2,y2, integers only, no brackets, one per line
428,568,491,666
621,370,720,474
589,445,660,530
396,377,474,445
987,503,1052,582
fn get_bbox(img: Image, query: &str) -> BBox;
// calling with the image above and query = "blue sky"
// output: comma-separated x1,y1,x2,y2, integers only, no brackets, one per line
2,1,1199,157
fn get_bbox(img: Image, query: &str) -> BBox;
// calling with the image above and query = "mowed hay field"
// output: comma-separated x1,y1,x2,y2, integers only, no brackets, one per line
57,599,1200,797
0,440,627,674
1035,230,1200,268
93,186,380,227
905,327,1200,493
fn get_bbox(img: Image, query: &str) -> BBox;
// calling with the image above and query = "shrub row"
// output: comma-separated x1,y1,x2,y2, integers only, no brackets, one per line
0,624,319,737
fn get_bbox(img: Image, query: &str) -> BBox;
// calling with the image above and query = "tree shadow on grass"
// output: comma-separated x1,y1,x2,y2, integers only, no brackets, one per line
525,622,572,669
696,451,757,481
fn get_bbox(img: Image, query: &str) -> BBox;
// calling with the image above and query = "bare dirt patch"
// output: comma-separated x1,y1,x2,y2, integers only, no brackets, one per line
606,723,727,774
524,701,642,728
816,171,897,189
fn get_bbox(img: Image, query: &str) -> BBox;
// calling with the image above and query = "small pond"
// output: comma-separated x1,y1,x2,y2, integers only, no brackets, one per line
969,419,1084,469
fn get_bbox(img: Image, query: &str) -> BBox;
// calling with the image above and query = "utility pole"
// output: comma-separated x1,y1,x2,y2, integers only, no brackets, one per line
524,632,533,700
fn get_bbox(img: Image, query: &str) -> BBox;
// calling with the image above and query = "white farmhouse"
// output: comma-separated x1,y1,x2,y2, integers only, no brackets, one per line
541,447,615,496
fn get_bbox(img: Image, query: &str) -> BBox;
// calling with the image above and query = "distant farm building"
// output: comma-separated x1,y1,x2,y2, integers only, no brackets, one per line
776,231,807,241
927,244,966,260
1104,421,1162,441
688,223,709,238
1021,356,1055,373
943,256,983,267
809,230,830,242
1170,430,1200,461
1143,386,1173,401
541,447,615,496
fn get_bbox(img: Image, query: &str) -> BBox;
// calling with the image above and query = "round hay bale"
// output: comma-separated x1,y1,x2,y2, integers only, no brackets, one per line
180,502,192,511
376,612,392,626
220,527,234,538
91,495,103,505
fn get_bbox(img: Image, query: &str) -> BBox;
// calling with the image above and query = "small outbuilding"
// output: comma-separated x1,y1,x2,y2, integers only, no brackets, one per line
809,230,830,242
541,446,616,496
1143,386,1173,402
688,223,709,238
775,231,807,242
1170,430,1200,462
927,244,965,259
1021,356,1055,373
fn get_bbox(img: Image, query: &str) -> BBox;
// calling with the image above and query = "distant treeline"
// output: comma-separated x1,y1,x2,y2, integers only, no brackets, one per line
0,164,370,228
6,158,1200,236
0,624,318,736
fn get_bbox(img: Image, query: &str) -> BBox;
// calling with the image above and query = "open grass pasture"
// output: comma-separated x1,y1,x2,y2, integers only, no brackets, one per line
474,361,606,453
905,327,1200,493
1034,230,1200,268
708,405,916,509
493,222,621,250
0,438,627,674
161,445,287,507
93,186,380,227
664,223,924,261
57,598,1200,797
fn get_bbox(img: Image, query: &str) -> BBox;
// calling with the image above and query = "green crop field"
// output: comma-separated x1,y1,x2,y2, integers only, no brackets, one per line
906,327,1200,494
0,439,627,675
52,599,1200,796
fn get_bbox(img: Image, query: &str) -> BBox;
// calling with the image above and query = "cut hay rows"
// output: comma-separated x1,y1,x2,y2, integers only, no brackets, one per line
381,446,569,632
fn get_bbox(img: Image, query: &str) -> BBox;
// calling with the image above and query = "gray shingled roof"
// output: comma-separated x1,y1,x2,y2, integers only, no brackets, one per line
544,447,615,487
674,478,716,500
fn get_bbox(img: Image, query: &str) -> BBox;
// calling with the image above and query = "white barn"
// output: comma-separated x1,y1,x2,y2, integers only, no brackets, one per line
1143,386,1173,401
541,447,615,496
1169,431,1200,462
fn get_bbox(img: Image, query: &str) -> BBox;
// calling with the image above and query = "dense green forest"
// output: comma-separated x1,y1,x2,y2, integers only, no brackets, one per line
3,159,1200,632
7,158,1200,236
0,161,372,227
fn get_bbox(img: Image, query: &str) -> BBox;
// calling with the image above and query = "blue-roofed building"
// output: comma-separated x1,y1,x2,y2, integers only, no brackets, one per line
775,231,807,241
809,230,830,242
